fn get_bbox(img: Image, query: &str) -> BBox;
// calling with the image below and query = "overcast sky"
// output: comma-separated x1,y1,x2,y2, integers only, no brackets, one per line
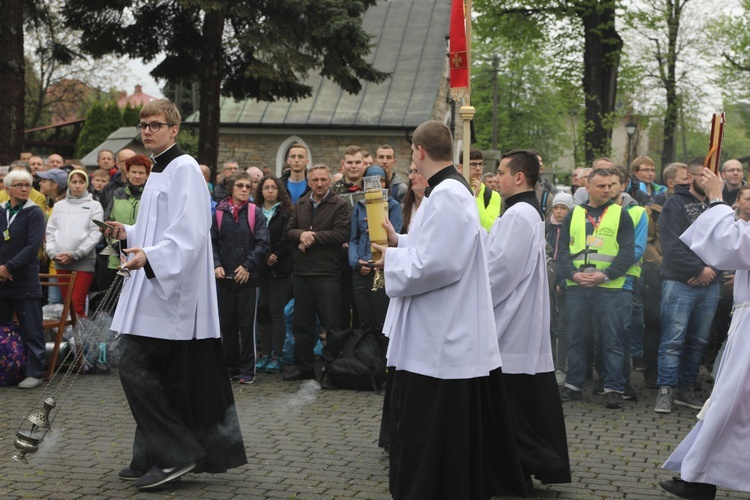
124,56,164,98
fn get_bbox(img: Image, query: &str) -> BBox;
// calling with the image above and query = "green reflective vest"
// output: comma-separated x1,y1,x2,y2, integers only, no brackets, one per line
567,204,626,289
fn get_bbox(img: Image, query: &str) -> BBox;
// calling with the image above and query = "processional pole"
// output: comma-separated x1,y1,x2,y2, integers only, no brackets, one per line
450,0,474,184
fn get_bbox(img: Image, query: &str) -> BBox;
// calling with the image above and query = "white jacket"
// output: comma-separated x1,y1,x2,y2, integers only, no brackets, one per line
45,191,103,272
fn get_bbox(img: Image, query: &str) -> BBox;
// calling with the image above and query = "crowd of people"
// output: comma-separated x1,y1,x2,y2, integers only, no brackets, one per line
3,103,750,498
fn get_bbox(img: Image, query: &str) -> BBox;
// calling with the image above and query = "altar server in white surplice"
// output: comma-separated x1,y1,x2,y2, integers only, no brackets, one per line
486,149,571,488
372,121,527,500
660,166,750,500
104,99,246,490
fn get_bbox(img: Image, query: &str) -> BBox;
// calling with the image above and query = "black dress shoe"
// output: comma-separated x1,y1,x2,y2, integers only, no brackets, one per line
659,477,716,500
283,370,315,381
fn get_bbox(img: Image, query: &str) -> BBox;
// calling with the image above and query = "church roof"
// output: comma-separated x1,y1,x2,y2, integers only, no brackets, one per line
185,0,449,130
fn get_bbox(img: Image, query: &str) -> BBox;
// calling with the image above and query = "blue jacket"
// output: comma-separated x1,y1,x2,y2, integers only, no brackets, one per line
0,200,45,299
349,196,403,270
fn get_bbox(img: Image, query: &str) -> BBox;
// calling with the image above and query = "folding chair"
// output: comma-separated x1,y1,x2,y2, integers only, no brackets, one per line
39,272,78,381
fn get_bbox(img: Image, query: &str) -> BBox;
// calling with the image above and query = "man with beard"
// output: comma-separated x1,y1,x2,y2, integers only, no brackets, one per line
653,157,720,414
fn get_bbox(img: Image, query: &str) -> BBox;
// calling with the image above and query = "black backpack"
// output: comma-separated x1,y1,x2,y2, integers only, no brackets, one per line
321,329,387,391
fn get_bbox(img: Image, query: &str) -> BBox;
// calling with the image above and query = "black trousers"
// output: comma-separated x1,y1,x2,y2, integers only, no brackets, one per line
257,273,292,358
351,272,389,333
118,335,208,471
217,286,257,376
292,274,340,371
0,297,45,379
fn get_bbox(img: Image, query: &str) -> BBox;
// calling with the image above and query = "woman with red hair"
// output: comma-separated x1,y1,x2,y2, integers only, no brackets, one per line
102,155,151,285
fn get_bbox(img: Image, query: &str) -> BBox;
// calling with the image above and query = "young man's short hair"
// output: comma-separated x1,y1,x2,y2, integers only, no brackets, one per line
687,157,706,173
630,155,655,174
501,149,540,187
289,143,308,155
588,167,612,183
411,121,452,163
140,99,181,128
377,144,395,156
343,145,362,157
612,164,630,185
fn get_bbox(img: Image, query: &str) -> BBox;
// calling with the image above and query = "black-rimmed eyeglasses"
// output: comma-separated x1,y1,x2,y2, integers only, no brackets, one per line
136,122,173,133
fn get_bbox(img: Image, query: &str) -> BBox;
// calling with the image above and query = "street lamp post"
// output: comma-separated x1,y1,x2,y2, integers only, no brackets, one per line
625,120,637,169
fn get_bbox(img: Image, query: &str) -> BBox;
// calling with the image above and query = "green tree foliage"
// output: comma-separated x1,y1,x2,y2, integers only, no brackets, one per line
62,0,389,172
75,101,123,157
122,104,141,129
471,51,571,163
473,0,622,164
177,127,200,158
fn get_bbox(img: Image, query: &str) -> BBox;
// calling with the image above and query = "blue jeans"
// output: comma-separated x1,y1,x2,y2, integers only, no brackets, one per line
657,280,719,389
627,277,645,358
565,286,628,393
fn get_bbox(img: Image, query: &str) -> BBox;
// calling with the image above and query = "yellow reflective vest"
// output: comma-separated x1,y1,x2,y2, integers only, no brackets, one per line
566,204,626,289
625,205,646,278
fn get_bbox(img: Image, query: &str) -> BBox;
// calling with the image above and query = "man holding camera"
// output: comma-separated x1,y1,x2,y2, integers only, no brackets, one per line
556,168,635,409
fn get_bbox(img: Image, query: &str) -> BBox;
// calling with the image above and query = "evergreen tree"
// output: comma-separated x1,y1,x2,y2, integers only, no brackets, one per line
62,1,388,171
122,104,141,129
75,101,123,157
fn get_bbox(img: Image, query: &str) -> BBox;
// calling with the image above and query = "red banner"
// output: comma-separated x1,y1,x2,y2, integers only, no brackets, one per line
450,0,468,94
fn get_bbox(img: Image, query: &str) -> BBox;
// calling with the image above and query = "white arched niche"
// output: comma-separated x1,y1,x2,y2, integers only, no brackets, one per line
276,136,313,176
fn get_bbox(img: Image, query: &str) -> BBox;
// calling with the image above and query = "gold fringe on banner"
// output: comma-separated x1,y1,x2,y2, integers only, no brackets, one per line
450,87,469,101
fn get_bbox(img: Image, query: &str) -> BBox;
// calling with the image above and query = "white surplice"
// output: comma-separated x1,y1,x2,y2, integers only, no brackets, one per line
486,201,554,374
662,204,750,492
111,154,221,340
382,178,502,380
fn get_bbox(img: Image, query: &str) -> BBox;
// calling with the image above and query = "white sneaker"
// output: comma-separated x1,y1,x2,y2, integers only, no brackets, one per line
18,377,43,389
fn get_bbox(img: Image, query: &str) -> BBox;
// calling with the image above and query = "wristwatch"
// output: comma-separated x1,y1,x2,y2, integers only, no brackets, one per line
709,197,724,205
602,274,610,284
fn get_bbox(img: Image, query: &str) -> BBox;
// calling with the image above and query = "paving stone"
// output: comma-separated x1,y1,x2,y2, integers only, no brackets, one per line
1,367,747,499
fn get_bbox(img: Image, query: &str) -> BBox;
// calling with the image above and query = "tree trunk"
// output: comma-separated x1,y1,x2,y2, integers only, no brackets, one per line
579,1,622,165
0,0,25,163
661,0,680,167
197,8,225,182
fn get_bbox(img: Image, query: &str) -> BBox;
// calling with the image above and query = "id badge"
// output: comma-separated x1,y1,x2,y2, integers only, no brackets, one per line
586,234,603,248
3,229,9,241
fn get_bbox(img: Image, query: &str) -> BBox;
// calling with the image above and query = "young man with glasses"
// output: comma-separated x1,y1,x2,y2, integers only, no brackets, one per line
632,156,666,198
103,99,247,489
457,147,501,231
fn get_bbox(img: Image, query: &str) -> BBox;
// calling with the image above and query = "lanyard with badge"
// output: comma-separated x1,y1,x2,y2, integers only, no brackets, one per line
4,209,18,241
582,207,608,268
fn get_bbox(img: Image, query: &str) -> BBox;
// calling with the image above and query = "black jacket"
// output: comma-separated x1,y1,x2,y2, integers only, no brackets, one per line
263,205,293,278
212,199,270,289
0,200,45,299
659,184,717,283
626,176,652,207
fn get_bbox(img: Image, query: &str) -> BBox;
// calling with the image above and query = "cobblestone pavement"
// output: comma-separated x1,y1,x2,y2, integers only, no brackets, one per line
0,366,745,499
